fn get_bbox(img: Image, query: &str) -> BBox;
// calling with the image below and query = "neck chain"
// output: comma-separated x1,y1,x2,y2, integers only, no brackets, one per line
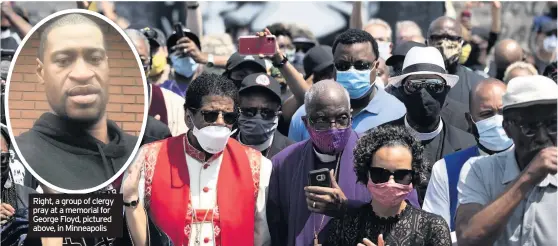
313,154,341,246
183,136,217,246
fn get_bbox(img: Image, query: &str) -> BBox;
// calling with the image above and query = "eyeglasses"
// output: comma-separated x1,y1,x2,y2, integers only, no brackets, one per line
368,167,414,185
334,60,373,71
308,114,351,130
429,34,462,42
190,108,238,125
240,107,279,120
1,152,10,165
403,78,447,94
510,118,557,137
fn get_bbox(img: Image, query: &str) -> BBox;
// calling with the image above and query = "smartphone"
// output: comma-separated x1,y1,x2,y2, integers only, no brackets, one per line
174,23,185,38
238,35,276,56
308,168,331,187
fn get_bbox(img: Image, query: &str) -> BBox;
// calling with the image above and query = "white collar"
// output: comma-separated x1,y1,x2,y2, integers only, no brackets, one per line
313,148,337,162
238,133,274,152
404,116,444,141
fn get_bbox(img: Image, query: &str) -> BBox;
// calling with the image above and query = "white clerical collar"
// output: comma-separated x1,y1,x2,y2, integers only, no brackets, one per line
404,115,444,141
313,148,337,162
238,133,274,152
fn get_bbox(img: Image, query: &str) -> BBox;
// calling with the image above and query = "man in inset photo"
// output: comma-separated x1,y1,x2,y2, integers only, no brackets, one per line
12,12,143,191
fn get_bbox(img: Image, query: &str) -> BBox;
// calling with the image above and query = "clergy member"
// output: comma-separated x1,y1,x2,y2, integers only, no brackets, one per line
122,73,272,246
267,80,420,246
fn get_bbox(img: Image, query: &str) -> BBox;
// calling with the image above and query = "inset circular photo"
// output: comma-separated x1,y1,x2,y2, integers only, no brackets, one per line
4,9,148,193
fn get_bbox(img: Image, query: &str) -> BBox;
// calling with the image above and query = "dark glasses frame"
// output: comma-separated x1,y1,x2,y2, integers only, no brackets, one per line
368,167,415,185
402,78,448,94
239,107,280,120
188,107,238,125
334,60,374,72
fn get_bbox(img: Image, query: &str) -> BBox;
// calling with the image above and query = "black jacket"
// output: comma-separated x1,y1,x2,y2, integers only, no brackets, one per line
448,65,484,107
16,113,138,190
266,131,295,159
142,116,172,146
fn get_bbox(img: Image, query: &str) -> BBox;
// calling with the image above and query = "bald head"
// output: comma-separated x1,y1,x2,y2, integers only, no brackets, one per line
494,39,524,70
305,80,350,115
427,16,462,40
469,78,507,122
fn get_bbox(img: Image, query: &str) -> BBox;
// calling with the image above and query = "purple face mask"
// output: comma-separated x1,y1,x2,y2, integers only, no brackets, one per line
306,123,352,154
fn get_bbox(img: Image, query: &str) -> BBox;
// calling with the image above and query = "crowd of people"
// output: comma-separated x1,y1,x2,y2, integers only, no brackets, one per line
0,1,557,246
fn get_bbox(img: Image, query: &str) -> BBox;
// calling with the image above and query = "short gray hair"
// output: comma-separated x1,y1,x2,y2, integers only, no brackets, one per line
124,29,150,55
396,20,424,42
503,61,538,83
304,80,350,112
364,18,392,41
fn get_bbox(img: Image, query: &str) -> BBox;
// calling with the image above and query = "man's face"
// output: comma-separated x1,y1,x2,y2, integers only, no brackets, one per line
304,94,351,131
239,91,280,122
333,42,378,83
277,35,295,54
365,24,391,43
428,21,463,67
186,95,236,130
503,104,557,163
134,39,151,75
470,85,505,123
37,23,109,124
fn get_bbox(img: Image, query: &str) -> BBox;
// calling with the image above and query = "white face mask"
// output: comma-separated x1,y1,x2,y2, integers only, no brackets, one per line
543,35,557,53
475,114,514,152
377,41,391,60
192,124,236,154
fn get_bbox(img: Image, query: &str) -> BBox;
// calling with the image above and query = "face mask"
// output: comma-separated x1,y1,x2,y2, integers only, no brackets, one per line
475,114,514,152
400,88,447,127
367,179,413,207
543,35,557,53
377,41,391,61
282,48,296,62
171,55,199,78
149,52,167,77
336,68,372,99
459,42,472,64
433,39,462,67
238,115,278,145
306,124,352,154
191,123,235,154
294,51,305,65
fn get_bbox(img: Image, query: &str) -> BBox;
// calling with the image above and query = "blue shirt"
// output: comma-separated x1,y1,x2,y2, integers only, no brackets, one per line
288,86,406,142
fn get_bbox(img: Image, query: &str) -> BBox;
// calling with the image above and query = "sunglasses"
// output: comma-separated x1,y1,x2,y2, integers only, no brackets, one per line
510,117,557,137
334,60,373,72
190,108,238,125
240,107,279,120
1,152,10,165
429,34,462,42
368,167,414,185
403,78,447,94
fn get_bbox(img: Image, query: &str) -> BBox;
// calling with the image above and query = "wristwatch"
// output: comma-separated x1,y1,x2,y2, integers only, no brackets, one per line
272,55,289,68
206,54,214,68
124,198,139,208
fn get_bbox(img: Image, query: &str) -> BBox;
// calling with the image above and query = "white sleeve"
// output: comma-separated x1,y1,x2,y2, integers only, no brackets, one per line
422,158,451,228
254,155,272,246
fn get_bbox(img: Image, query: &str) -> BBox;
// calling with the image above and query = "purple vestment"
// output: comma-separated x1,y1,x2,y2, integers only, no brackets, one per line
267,130,420,246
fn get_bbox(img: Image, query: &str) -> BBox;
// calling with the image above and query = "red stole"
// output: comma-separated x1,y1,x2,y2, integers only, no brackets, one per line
148,135,258,246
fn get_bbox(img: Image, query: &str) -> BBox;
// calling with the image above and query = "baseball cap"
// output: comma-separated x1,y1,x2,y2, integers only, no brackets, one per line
541,20,557,34
141,27,166,50
225,52,267,73
303,45,333,80
503,75,558,110
239,73,282,103
166,27,201,53
386,41,426,66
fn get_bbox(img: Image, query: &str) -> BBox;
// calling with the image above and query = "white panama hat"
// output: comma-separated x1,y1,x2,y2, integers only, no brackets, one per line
388,46,460,88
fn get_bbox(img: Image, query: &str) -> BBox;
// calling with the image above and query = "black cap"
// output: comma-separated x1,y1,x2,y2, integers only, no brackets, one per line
303,45,333,80
166,28,201,52
386,41,426,66
225,52,267,72
239,73,282,103
141,27,166,50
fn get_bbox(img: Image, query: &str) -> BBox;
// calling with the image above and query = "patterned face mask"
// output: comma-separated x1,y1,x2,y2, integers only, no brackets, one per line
433,39,462,66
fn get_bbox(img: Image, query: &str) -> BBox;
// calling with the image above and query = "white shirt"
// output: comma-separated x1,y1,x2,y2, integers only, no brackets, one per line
423,148,489,245
123,144,272,246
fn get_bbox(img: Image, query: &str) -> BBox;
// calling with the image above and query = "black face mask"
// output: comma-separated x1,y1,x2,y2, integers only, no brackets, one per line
464,42,482,67
400,87,448,127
